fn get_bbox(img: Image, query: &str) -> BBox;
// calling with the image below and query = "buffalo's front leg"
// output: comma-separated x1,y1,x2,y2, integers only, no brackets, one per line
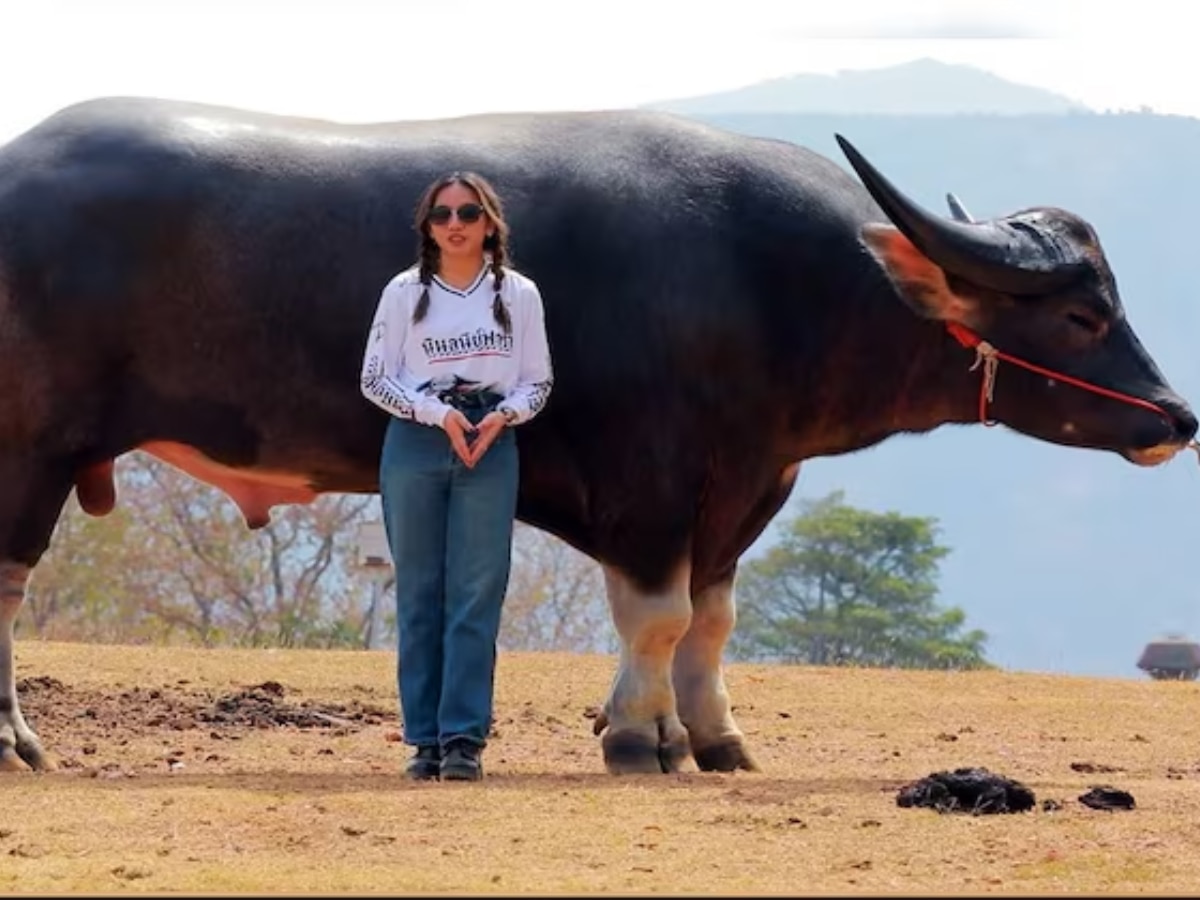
674,568,758,772
594,562,694,774
0,562,51,771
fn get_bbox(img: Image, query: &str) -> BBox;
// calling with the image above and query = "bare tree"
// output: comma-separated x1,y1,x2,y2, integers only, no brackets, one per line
29,455,618,655
23,495,142,640
501,524,614,653
29,453,377,647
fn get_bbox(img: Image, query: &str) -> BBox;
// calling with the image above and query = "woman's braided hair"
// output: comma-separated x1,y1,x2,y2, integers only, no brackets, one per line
411,171,512,333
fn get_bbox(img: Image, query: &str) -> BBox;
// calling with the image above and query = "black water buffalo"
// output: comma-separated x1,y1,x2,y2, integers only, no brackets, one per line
0,98,1194,774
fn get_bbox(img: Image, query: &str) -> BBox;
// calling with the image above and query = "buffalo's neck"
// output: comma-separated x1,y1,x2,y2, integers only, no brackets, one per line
779,298,982,461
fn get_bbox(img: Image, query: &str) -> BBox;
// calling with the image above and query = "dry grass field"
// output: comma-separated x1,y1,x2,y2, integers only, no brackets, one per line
5,639,1200,894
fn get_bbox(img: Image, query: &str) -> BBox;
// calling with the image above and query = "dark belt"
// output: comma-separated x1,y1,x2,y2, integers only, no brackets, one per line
440,389,504,412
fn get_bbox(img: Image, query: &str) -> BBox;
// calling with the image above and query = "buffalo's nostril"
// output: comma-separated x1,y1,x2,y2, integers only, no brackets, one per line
1169,404,1198,441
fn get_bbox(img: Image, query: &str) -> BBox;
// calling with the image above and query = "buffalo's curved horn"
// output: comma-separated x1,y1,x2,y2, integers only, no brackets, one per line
945,192,973,223
836,134,1088,294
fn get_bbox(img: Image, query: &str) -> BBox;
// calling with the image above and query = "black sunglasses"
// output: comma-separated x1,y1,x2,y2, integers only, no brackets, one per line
427,203,485,225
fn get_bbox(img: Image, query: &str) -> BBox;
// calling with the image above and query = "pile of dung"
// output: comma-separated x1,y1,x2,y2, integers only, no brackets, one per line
896,766,1036,815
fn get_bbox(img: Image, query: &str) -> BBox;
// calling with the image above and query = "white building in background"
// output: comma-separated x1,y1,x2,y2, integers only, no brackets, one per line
354,520,393,650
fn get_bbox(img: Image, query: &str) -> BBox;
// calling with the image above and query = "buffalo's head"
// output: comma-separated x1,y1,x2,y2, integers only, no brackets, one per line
837,134,1197,465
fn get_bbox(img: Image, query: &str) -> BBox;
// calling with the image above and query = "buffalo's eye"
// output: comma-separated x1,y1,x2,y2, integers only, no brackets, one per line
1065,310,1105,337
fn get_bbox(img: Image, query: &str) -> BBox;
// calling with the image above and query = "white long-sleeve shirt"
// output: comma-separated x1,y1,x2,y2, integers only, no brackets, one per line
360,263,554,427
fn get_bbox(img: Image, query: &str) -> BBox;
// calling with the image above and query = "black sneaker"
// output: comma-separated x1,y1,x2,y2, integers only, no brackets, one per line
439,740,483,782
405,745,441,781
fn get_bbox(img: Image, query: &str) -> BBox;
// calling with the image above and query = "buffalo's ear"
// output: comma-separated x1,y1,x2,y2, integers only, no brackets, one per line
861,223,983,326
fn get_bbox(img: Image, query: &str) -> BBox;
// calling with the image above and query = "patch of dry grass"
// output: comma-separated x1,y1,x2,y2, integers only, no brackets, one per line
6,640,1200,894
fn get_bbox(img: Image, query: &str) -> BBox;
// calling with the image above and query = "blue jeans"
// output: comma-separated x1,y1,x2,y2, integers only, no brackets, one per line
378,410,518,750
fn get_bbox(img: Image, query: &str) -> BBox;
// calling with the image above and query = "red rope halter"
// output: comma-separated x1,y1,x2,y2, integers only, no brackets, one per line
943,321,1175,428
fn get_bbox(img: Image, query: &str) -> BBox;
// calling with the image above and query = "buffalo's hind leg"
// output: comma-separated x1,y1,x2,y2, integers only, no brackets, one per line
673,567,758,772
0,561,44,771
0,456,76,771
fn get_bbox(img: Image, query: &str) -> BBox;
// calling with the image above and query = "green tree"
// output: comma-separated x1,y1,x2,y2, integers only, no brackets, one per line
729,491,990,670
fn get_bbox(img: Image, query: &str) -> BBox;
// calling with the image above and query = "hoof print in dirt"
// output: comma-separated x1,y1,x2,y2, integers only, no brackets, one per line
896,766,1036,815
1070,761,1123,774
1078,786,1136,811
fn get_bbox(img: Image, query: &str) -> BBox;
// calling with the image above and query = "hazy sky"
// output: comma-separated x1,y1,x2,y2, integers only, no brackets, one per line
1,0,1193,139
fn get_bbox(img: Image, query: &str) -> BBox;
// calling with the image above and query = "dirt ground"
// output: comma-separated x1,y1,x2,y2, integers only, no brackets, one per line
6,641,1200,894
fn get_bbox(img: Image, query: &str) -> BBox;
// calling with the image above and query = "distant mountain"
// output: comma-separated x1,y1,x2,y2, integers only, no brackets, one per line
643,58,1091,116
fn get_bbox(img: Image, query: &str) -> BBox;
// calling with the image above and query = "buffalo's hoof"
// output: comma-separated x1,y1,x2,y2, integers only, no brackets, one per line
0,747,31,772
0,730,54,772
601,720,694,775
692,737,760,773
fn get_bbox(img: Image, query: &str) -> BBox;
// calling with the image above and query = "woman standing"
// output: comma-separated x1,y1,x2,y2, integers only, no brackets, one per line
360,172,553,781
